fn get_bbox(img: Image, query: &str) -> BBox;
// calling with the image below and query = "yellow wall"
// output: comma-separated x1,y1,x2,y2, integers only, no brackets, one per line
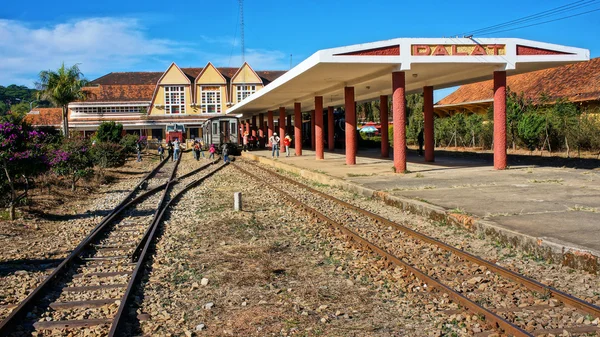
151,63,196,115
195,63,228,113
232,64,261,84
231,64,264,104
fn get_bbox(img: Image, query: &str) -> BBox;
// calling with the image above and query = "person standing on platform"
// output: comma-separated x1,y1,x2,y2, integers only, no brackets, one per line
269,132,280,159
243,132,249,152
417,129,424,156
167,140,173,161
284,133,292,157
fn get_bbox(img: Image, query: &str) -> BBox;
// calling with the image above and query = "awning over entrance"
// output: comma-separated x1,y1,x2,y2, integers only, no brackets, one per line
227,38,589,118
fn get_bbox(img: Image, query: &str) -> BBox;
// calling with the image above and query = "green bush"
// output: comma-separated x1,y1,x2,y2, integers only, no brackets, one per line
120,134,140,154
517,113,545,151
92,142,126,168
96,121,123,143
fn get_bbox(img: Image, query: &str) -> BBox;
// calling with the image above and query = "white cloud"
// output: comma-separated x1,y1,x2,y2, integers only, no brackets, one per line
0,18,191,87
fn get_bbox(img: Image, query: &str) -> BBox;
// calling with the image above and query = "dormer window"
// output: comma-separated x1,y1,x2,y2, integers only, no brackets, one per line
200,86,222,114
164,86,186,114
236,85,256,103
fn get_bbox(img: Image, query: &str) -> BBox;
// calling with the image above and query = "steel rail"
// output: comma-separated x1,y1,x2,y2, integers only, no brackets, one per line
243,160,600,318
108,162,228,336
0,155,169,334
130,154,180,263
235,162,600,336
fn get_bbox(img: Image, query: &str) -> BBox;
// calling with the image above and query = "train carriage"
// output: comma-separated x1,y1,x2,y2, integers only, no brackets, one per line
202,116,240,154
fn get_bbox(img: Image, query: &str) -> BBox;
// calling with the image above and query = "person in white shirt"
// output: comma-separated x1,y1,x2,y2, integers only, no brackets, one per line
269,133,280,158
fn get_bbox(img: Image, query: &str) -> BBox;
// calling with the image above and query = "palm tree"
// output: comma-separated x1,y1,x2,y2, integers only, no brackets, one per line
37,63,87,137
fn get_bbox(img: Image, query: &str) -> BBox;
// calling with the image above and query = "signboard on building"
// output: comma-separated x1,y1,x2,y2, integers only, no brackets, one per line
411,44,506,56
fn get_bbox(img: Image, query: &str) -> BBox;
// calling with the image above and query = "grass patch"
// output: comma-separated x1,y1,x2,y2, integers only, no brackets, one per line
568,205,598,212
528,178,563,184
415,173,425,178
448,207,468,215
347,173,372,177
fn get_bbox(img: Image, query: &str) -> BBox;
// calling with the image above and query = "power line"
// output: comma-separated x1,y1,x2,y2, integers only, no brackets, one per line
476,7,600,36
461,0,598,36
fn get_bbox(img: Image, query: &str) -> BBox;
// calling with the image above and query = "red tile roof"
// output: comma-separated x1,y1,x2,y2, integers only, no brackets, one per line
83,85,156,102
24,108,63,127
84,66,287,103
437,57,600,106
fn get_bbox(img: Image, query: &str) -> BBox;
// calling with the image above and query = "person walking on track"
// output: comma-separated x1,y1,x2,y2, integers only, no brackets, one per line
158,143,165,161
209,143,216,159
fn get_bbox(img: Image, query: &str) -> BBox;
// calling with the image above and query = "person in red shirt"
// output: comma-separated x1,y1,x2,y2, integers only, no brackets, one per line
283,133,292,157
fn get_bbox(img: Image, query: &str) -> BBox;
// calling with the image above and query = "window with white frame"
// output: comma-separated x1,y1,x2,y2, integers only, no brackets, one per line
164,86,186,114
200,86,221,114
236,85,256,103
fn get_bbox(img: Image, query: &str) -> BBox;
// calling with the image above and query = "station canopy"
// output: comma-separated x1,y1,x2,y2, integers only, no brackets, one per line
227,38,589,118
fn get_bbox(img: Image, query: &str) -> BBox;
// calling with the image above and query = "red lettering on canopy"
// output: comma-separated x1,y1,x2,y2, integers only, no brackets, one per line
451,45,468,56
471,45,487,56
432,45,449,56
412,45,431,56
488,44,503,55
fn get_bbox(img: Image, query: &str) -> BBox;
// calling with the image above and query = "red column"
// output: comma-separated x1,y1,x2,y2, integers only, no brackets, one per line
315,96,324,160
294,103,302,156
245,120,250,136
392,72,406,173
494,71,507,170
380,95,389,158
310,110,315,150
327,106,334,151
423,86,434,162
345,87,356,165
251,115,257,138
279,107,286,150
267,111,274,147
258,113,264,148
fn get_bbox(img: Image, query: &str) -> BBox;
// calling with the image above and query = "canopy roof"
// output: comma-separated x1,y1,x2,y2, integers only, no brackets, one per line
227,38,589,118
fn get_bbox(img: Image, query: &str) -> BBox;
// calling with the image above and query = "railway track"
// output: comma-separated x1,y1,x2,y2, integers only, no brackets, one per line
0,156,226,336
233,160,600,337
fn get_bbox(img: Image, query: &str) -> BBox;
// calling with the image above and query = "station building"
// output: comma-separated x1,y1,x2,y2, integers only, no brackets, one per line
434,56,600,116
63,62,285,140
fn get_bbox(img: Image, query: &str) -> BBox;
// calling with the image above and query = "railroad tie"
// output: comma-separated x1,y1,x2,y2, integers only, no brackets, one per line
49,299,120,310
33,318,113,330
63,284,127,292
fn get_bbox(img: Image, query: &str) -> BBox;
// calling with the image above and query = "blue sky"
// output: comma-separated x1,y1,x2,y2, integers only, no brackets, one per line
1,0,599,101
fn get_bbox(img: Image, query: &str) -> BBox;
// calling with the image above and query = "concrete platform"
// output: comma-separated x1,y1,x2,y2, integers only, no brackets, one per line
241,148,600,272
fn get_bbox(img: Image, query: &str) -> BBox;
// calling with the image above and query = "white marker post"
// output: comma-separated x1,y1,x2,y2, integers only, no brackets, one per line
234,192,242,211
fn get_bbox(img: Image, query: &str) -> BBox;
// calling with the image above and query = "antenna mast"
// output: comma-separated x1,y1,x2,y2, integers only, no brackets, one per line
239,0,245,64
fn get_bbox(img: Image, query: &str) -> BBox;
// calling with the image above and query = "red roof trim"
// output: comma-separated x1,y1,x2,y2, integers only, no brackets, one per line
335,45,400,56
516,45,573,56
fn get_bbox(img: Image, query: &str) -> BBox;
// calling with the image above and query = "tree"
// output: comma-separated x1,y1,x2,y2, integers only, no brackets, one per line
96,121,124,143
550,99,580,158
0,122,48,220
10,102,30,117
517,113,545,152
506,89,529,150
465,114,484,148
49,138,94,191
37,63,87,137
